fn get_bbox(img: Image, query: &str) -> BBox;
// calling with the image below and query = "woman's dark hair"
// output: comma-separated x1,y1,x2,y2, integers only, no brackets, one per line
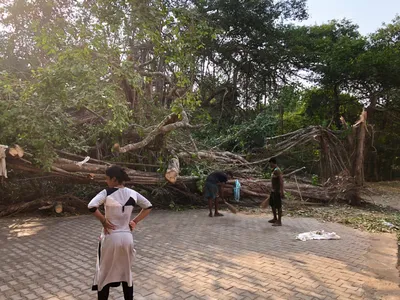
105,165,130,183
269,157,277,164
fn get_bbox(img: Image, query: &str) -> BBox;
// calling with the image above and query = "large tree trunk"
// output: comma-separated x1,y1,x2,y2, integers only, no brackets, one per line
3,115,369,209
351,110,367,205
4,147,357,205
365,94,379,181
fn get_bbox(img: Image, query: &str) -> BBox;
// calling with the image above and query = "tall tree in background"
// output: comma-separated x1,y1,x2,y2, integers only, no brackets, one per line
350,17,400,180
0,0,399,182
287,20,366,128
194,0,308,121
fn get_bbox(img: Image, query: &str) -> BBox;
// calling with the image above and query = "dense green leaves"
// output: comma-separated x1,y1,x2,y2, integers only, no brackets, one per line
0,1,399,179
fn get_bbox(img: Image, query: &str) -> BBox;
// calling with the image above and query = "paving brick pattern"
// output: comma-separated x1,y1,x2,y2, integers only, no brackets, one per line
0,210,398,300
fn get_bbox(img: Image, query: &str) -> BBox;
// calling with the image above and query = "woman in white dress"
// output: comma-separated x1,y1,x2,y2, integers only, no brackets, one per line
88,165,153,300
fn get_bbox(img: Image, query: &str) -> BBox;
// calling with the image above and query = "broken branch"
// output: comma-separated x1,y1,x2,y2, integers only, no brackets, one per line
117,111,198,153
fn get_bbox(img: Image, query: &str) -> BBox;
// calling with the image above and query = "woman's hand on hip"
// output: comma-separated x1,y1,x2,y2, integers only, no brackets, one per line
129,220,137,231
102,218,115,234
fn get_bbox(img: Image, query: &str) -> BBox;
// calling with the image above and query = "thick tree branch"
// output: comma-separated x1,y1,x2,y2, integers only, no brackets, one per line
117,111,199,153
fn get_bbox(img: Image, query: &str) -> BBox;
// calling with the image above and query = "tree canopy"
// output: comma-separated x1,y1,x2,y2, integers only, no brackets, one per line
0,0,399,181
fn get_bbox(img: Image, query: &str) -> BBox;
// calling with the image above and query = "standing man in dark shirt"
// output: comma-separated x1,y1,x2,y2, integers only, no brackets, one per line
268,157,284,226
204,171,233,217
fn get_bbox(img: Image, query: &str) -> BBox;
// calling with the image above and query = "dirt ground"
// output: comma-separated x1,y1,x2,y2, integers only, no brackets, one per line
236,181,400,238
365,181,400,210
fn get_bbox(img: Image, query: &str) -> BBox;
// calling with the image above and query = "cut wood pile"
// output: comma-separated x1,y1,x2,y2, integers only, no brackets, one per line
0,111,368,216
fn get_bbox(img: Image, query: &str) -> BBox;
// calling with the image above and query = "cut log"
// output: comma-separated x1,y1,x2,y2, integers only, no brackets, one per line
0,199,52,217
54,202,63,214
8,145,24,158
4,145,361,206
0,144,7,179
165,155,180,184
0,194,88,217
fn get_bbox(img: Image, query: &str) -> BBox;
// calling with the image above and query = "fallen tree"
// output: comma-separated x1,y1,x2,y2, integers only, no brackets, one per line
3,147,359,205
0,110,369,217
0,194,88,217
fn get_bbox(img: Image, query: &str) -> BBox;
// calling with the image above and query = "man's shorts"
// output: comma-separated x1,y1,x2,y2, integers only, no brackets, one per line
204,181,218,200
269,192,282,209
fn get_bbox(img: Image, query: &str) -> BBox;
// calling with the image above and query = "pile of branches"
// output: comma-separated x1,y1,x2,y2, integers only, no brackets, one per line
1,111,368,216
3,145,356,208
265,126,350,179
222,176,357,205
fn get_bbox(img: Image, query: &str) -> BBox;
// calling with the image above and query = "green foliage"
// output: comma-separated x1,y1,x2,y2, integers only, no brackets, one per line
168,200,186,211
262,171,272,180
181,162,209,193
301,88,362,126
311,174,319,186
0,44,133,168
196,110,278,152
195,0,308,109
287,203,400,237
284,191,293,201
0,0,399,182
353,16,400,92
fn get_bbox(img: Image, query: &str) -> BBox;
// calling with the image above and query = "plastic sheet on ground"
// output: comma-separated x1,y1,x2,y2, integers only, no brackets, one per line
296,230,341,241
382,221,397,229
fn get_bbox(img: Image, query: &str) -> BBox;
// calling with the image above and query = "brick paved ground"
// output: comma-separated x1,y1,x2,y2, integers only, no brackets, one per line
0,210,398,300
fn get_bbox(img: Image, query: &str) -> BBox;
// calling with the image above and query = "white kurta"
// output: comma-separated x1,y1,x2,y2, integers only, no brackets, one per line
88,187,152,291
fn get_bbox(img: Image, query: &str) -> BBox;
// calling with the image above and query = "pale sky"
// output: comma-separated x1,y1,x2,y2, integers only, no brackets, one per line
299,0,400,35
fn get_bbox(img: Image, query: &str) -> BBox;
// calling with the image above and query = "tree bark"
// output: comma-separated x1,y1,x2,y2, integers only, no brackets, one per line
116,111,200,153
5,150,359,205
121,78,135,109
365,94,378,181
351,110,367,205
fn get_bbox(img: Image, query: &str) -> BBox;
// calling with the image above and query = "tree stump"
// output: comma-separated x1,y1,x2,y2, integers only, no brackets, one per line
54,202,63,214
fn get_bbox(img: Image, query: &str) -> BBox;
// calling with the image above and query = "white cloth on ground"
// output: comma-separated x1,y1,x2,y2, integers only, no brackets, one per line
296,230,341,241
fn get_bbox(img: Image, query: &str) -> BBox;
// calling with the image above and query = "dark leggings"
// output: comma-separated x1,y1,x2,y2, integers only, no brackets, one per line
97,282,133,300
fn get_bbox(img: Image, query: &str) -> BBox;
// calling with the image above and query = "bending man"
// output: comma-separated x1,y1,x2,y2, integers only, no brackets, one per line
204,171,233,217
